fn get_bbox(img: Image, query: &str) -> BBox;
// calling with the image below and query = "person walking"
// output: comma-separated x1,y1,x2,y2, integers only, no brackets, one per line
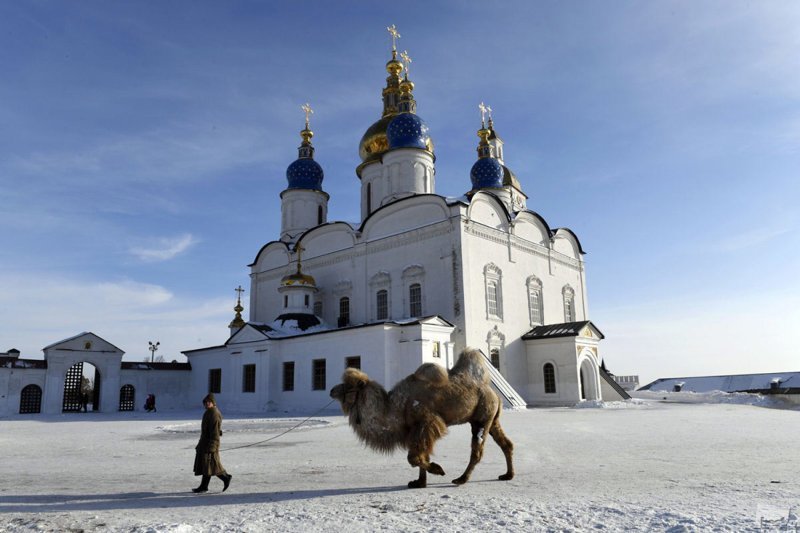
192,393,232,493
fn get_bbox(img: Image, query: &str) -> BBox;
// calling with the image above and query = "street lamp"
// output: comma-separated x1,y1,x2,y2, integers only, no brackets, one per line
148,341,160,363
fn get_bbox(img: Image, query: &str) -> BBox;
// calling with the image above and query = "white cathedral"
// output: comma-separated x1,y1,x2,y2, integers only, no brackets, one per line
0,34,628,417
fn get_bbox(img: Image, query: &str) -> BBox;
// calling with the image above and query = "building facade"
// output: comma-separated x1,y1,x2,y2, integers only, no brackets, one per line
1,35,624,416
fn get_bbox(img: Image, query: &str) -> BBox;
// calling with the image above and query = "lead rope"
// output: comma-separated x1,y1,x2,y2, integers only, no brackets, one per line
221,398,336,451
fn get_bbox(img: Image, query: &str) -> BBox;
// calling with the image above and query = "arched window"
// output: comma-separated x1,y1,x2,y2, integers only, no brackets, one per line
338,296,350,327
409,283,422,317
317,205,323,225
304,294,310,307
484,264,503,320
527,276,544,326
19,384,42,414
402,265,425,318
366,182,372,214
543,363,556,394
490,348,500,370
119,384,135,411
283,295,288,308
563,285,575,322
370,271,391,321
376,289,388,320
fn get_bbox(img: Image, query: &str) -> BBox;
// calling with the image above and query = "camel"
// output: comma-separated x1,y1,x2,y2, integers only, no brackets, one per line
329,348,515,488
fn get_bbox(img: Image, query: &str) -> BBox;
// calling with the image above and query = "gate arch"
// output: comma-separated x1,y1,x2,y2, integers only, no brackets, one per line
63,362,101,412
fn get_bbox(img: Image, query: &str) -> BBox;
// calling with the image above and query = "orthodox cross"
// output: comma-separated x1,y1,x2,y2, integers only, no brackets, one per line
479,101,489,127
235,285,245,301
295,244,305,270
400,50,412,76
301,102,313,129
387,24,401,51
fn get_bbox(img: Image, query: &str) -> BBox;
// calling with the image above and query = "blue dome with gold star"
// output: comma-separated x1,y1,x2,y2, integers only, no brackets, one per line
387,112,430,150
286,157,324,190
470,157,504,190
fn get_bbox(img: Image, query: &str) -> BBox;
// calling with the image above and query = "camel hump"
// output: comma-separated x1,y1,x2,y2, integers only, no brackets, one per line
413,363,449,386
448,348,490,385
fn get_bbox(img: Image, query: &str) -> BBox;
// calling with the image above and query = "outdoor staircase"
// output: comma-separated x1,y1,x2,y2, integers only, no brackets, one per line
480,351,528,409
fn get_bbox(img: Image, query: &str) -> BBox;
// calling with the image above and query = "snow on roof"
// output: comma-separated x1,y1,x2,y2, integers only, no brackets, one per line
639,371,800,393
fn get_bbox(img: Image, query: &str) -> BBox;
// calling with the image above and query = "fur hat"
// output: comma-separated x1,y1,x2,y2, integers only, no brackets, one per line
203,393,216,405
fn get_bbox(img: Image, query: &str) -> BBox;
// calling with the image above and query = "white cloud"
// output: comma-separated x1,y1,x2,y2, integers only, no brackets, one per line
129,233,198,262
0,273,230,362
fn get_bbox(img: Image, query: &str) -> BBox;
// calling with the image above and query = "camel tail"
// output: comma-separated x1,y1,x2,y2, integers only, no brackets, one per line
449,348,490,385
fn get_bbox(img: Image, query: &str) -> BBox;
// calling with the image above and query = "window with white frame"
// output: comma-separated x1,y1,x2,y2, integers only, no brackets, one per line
402,265,425,318
484,263,503,320
563,285,576,322
376,290,388,320
369,271,391,321
490,348,500,370
338,297,350,327
527,276,544,326
409,284,422,317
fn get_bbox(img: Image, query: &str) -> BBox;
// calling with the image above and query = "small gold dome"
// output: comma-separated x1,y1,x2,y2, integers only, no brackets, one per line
281,269,316,286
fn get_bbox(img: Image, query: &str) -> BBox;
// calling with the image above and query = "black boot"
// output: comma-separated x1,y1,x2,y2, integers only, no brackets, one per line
192,475,210,493
219,473,232,492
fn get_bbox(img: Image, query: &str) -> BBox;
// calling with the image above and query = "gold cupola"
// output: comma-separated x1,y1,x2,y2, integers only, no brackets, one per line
358,25,406,165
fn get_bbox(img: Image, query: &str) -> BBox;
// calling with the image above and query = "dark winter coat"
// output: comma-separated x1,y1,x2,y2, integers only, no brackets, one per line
193,405,227,476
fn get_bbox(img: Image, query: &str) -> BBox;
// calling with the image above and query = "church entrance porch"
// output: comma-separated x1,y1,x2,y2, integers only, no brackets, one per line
578,357,600,401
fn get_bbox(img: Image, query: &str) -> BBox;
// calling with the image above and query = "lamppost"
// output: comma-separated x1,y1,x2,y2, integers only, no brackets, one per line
148,341,160,363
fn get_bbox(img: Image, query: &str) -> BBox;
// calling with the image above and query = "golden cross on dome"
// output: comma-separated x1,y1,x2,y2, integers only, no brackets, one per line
400,50,412,76
479,101,489,127
235,285,245,300
301,103,313,128
387,24,401,51
295,244,305,264
486,104,493,123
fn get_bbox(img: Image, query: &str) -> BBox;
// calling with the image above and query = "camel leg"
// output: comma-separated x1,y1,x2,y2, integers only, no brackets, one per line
406,421,446,488
452,420,491,485
408,467,427,489
489,420,515,481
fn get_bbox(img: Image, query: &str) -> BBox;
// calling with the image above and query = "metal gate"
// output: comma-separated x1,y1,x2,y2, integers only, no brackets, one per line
62,362,83,412
19,384,42,414
119,384,135,411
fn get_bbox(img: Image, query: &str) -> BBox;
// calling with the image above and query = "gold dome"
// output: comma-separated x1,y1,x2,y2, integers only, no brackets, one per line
358,113,396,162
280,270,316,287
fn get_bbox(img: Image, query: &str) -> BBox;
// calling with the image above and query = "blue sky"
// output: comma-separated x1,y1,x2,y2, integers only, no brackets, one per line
1,1,798,385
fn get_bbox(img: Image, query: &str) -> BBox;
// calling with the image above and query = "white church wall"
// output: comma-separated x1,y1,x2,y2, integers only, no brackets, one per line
525,337,583,406
362,195,449,241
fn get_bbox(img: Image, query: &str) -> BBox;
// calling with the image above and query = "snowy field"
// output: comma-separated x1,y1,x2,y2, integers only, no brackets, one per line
1,395,798,532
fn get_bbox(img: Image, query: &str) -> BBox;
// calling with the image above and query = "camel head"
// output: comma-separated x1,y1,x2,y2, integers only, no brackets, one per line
330,368,370,414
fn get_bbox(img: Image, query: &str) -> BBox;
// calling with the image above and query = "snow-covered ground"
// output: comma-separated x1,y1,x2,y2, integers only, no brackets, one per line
1,394,798,532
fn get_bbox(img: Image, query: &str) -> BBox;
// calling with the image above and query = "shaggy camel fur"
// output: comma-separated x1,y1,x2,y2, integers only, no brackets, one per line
329,348,515,488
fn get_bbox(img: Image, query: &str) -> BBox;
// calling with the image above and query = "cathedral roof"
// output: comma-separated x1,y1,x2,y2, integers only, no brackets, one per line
358,41,433,166
522,321,605,340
